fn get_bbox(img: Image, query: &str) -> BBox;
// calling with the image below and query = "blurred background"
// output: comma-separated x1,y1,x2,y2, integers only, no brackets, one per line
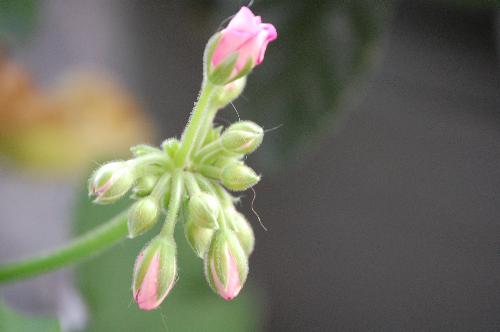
0,0,499,331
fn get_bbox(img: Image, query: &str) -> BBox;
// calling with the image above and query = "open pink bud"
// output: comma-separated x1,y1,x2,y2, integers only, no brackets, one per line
210,6,277,82
132,237,177,310
204,230,248,300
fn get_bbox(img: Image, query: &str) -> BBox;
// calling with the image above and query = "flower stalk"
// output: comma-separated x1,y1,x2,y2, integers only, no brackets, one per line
0,210,129,283
0,5,277,311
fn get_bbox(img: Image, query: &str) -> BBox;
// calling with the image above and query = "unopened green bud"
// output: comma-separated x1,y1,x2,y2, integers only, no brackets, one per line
185,221,215,258
188,192,220,229
161,138,180,159
227,208,255,256
211,77,246,109
214,157,242,169
130,144,161,157
89,161,134,204
204,229,248,300
221,162,260,191
133,175,158,197
128,197,160,238
221,121,263,155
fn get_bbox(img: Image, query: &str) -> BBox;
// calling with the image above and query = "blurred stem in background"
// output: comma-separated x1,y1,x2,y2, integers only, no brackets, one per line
0,211,129,283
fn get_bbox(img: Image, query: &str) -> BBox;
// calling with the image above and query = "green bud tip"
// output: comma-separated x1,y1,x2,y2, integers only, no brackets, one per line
128,197,160,238
221,162,260,191
211,77,247,109
133,175,159,197
221,120,264,155
188,192,220,229
185,221,215,258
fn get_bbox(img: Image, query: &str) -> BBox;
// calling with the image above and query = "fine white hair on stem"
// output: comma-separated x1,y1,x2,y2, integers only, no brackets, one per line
264,123,284,133
250,187,267,231
230,102,241,121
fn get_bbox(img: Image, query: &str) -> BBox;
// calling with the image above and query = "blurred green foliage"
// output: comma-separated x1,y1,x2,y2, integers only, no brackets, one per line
0,300,60,332
210,0,393,170
72,177,262,332
0,0,36,44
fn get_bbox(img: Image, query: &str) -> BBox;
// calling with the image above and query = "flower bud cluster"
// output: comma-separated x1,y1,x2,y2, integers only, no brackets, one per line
183,182,255,301
87,5,276,311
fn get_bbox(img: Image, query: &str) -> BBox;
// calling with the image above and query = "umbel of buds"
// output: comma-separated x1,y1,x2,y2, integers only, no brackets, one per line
87,6,276,311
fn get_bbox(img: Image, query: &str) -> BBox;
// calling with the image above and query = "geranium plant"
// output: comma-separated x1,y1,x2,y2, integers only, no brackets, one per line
0,6,277,312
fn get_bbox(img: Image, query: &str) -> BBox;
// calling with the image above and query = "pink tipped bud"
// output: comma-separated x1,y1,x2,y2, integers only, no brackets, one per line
206,6,277,84
221,162,260,192
204,230,248,301
88,161,134,204
221,120,264,155
132,237,177,310
211,77,247,109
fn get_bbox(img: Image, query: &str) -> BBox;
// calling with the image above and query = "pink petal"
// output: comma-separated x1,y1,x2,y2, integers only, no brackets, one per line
212,29,253,67
256,24,277,64
227,7,260,34
135,253,161,310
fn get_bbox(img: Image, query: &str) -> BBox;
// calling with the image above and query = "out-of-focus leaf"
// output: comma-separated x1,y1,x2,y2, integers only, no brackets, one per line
435,0,500,9
0,300,60,332
72,176,262,332
213,1,392,170
0,0,37,43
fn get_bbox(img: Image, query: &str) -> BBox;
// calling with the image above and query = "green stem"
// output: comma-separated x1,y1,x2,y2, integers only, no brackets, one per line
149,173,171,202
0,210,129,283
175,81,217,168
183,172,201,196
193,104,219,153
212,180,234,207
160,172,183,237
194,139,223,164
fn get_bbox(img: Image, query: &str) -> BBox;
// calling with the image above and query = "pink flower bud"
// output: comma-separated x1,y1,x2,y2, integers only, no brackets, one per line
88,161,134,204
132,237,177,310
204,230,248,301
210,6,277,82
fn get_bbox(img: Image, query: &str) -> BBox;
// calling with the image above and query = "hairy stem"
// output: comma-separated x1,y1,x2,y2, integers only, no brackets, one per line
160,172,184,237
175,81,217,168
